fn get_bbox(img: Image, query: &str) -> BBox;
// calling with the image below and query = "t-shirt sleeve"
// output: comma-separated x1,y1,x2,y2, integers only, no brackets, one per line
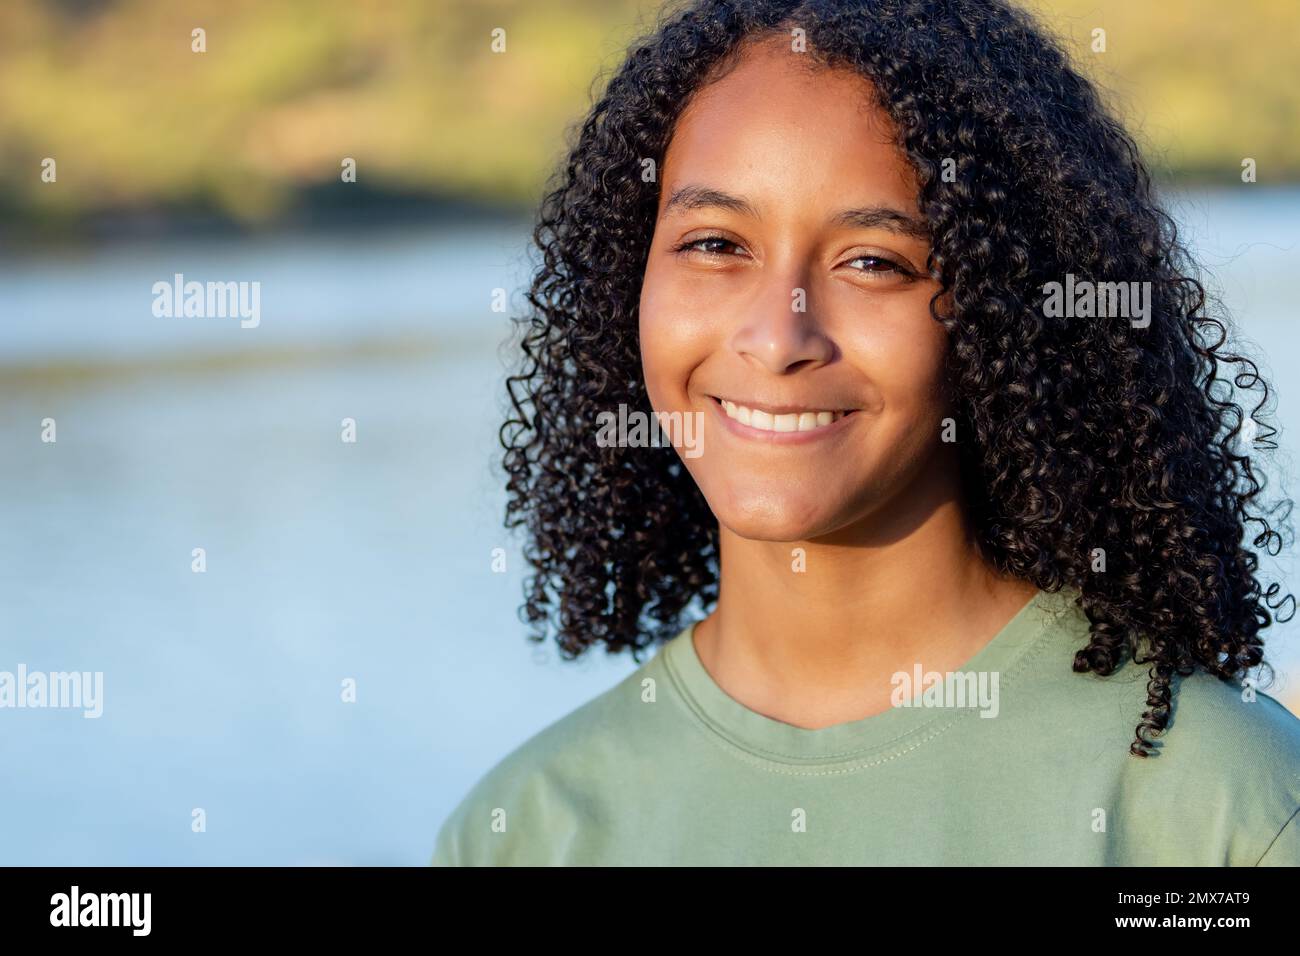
429,812,461,866
426,685,624,865
1255,806,1300,866
430,783,493,866
427,754,557,865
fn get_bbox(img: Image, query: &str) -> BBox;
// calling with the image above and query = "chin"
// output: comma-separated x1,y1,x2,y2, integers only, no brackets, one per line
707,486,847,543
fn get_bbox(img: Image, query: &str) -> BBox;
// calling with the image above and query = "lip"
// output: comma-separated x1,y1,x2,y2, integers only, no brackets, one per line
707,395,859,444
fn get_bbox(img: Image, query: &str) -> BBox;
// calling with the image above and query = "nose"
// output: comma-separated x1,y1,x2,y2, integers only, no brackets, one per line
729,269,836,374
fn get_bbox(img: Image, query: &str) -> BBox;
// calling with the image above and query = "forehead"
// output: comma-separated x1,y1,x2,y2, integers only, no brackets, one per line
658,38,919,212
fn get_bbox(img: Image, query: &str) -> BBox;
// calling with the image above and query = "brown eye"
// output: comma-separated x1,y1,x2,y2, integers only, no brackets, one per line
674,235,742,256
847,255,903,274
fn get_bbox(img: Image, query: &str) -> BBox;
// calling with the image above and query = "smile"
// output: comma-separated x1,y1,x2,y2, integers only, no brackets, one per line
709,395,858,437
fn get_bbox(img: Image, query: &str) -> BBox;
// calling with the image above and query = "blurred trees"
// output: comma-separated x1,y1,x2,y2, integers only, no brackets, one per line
0,0,1294,232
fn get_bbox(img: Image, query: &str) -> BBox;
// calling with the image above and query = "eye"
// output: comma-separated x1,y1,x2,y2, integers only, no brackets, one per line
844,254,912,277
673,234,745,257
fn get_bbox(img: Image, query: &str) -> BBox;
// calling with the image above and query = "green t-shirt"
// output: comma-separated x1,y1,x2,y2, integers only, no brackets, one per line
431,587,1300,865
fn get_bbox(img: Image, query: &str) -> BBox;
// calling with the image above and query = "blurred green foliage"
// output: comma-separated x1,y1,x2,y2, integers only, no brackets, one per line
0,0,1296,231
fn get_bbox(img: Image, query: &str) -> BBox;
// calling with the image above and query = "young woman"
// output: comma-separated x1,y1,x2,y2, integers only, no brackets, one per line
433,0,1300,865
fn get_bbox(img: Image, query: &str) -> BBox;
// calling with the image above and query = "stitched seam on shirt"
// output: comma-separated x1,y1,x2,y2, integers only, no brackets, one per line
1253,802,1300,866
680,679,962,765
662,618,1060,773
663,642,926,762
679,707,963,777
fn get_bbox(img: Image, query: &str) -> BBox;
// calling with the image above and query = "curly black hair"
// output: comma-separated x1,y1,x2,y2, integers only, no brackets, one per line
499,0,1294,757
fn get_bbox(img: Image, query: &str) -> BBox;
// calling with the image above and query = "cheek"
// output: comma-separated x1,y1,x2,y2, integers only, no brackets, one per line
885,322,948,402
845,300,951,423
638,263,710,406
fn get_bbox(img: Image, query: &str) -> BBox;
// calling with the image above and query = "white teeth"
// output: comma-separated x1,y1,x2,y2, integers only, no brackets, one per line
718,399,847,432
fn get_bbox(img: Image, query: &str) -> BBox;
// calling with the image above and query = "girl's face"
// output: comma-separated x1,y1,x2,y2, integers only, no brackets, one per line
639,37,955,542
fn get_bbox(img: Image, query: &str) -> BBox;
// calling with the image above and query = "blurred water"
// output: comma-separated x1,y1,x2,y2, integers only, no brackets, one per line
0,187,1297,864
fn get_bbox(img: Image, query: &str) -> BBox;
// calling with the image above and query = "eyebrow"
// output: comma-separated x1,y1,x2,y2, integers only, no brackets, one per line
662,184,761,220
661,184,930,240
830,206,930,240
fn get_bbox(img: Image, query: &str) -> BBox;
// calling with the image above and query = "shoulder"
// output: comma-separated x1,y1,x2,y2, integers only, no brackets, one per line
1030,593,1300,862
430,643,670,866
1039,590,1300,773
1158,669,1300,801
1168,669,1300,764
1116,668,1300,863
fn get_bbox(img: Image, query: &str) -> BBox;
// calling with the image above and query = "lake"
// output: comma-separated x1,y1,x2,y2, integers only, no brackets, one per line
1,187,1297,864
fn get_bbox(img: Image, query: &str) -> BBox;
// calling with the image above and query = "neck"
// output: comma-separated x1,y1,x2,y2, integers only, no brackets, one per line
694,470,1039,730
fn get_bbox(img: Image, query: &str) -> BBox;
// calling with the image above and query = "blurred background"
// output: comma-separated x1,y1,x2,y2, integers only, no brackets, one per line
0,0,1297,864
